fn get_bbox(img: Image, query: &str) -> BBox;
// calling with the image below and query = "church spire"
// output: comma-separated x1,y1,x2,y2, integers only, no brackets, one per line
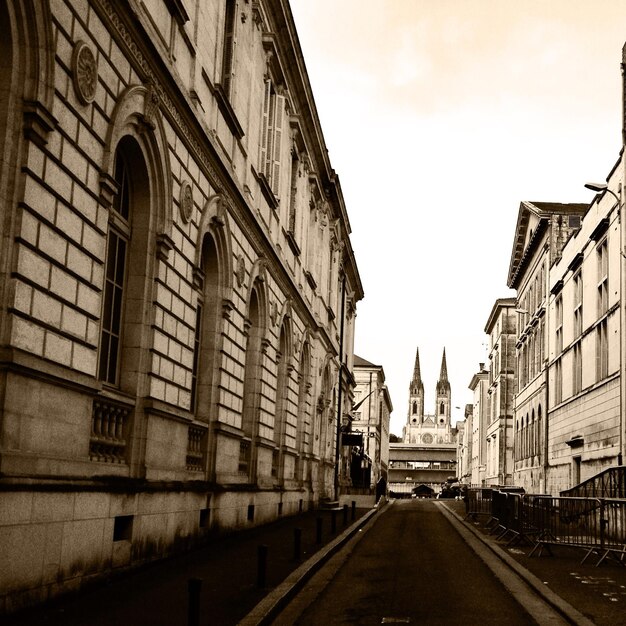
439,348,448,382
407,346,424,427
412,347,422,385
437,348,450,393
409,347,424,396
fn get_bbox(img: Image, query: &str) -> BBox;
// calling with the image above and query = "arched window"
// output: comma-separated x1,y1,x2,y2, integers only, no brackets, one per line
536,405,542,458
296,341,311,483
440,401,445,415
98,137,151,393
241,284,264,479
191,234,221,417
273,322,291,479
412,401,417,415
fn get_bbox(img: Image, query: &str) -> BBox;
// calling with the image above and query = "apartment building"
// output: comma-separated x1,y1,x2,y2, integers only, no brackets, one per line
546,160,623,493
507,201,587,492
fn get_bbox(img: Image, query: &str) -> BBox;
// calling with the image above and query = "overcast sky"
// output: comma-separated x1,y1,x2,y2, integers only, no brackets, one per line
290,0,626,436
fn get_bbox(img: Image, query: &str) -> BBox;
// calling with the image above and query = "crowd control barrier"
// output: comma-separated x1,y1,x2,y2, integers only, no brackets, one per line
464,489,626,566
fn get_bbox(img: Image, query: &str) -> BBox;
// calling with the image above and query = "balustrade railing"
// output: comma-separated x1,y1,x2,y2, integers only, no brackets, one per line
239,440,250,473
89,399,131,463
186,426,206,471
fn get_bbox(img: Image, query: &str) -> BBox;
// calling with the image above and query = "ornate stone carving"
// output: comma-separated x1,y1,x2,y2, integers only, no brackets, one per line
72,41,98,105
270,301,279,327
143,79,160,130
179,180,194,223
236,255,245,287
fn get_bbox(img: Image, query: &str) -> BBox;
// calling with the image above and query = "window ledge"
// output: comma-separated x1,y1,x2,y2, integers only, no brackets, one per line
214,83,245,140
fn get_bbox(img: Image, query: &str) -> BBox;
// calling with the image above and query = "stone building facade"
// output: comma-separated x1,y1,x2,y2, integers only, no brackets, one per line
350,355,392,490
507,201,587,493
484,298,517,486
545,159,623,494
0,0,362,612
468,362,489,486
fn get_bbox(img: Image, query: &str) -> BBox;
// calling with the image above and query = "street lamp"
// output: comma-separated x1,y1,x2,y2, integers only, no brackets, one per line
584,182,620,205
585,181,624,466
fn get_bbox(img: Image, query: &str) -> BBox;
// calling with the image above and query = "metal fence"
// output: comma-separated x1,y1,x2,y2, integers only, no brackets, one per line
463,488,626,566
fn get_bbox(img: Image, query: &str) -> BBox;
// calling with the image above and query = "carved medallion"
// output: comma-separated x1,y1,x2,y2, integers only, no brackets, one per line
72,41,98,105
179,180,193,223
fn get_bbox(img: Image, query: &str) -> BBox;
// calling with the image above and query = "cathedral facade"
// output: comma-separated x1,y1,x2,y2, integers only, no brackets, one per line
403,348,457,446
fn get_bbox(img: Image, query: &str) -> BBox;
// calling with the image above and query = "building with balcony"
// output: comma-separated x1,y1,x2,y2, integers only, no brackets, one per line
0,0,362,612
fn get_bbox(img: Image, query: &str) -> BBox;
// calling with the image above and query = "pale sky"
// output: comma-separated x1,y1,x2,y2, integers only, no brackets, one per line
290,0,626,436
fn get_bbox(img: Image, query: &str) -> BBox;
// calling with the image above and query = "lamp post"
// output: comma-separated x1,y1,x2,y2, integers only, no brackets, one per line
585,181,624,466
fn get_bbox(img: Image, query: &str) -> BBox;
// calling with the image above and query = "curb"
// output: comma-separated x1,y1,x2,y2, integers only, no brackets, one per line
238,499,390,626
439,503,595,626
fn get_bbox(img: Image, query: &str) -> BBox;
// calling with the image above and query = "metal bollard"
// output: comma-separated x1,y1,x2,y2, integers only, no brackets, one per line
187,578,202,626
343,504,348,526
331,510,337,533
293,527,302,561
257,544,268,588
316,516,323,544
351,500,356,520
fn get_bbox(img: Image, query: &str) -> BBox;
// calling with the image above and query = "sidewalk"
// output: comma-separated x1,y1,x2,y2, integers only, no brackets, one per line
5,505,372,626
444,499,626,626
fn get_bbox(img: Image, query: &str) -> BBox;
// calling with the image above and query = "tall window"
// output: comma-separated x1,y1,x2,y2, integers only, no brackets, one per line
220,0,236,97
596,320,609,381
259,80,285,196
190,304,202,412
554,358,562,404
555,295,563,354
573,270,582,337
192,234,221,420
573,343,582,395
288,147,299,235
597,238,608,317
99,150,130,384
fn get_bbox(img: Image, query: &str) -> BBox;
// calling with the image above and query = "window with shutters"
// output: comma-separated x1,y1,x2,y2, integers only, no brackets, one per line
596,320,608,381
259,79,285,197
554,358,562,404
573,342,582,395
555,294,563,354
597,238,608,317
573,270,582,338
221,0,237,98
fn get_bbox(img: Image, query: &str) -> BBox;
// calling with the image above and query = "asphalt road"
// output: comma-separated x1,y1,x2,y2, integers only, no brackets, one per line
277,499,547,625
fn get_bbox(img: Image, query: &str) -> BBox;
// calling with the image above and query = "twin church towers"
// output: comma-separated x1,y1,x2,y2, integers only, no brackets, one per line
402,347,456,445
